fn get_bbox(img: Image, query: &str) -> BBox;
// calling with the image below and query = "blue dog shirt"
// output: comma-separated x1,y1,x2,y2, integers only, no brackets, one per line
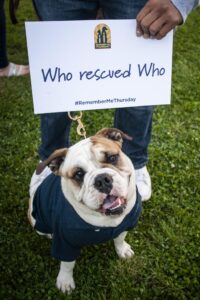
32,174,142,262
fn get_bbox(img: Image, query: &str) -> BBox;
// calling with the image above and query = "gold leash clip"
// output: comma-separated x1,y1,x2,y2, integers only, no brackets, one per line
68,112,87,139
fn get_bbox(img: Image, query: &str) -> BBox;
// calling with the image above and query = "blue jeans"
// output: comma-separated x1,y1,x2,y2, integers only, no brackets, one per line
34,0,153,169
0,0,9,68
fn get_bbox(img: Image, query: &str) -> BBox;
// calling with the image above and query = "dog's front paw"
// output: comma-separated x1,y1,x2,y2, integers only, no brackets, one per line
56,271,75,294
115,241,134,259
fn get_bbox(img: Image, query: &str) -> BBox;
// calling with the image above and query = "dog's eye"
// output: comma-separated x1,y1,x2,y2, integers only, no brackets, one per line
106,154,119,164
73,168,85,182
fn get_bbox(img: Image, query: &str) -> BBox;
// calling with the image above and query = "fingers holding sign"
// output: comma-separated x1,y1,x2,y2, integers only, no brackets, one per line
136,0,183,39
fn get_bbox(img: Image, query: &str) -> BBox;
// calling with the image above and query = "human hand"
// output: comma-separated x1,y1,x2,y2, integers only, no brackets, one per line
136,0,183,39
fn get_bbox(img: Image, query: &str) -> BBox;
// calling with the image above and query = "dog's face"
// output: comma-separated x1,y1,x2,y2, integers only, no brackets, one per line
37,128,135,216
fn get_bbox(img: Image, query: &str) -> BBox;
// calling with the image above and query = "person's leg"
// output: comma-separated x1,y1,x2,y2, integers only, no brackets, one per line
0,0,9,69
114,107,153,201
33,0,99,160
114,107,153,169
101,0,152,200
0,0,29,76
39,113,72,160
33,0,99,21
100,0,147,20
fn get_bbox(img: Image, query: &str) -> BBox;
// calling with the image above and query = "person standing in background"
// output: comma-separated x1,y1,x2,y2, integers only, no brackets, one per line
0,0,29,77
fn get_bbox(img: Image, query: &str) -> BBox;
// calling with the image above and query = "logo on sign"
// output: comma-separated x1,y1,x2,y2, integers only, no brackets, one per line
94,24,111,49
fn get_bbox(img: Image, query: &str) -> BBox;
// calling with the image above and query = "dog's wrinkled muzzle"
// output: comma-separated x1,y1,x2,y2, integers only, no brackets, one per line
98,195,126,215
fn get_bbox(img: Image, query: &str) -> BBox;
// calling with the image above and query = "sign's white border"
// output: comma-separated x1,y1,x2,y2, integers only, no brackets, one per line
25,20,173,114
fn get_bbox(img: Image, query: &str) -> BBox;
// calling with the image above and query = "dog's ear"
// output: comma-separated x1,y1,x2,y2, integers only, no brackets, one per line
36,148,68,175
95,128,132,147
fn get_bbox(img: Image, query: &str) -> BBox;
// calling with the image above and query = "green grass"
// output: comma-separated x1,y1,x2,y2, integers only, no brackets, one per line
0,1,200,299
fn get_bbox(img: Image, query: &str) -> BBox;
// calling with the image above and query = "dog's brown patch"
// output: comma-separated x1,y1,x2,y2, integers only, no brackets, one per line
91,136,132,174
91,136,120,163
90,136,130,172
95,128,132,147
91,136,120,153
36,148,68,175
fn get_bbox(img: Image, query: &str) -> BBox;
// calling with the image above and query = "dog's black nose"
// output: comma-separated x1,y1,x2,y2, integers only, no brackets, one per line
94,173,113,194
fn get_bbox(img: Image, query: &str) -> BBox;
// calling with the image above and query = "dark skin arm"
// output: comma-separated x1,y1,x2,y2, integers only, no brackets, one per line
136,0,183,39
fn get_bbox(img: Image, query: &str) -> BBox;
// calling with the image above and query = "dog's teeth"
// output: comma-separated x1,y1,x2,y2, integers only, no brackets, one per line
110,204,120,211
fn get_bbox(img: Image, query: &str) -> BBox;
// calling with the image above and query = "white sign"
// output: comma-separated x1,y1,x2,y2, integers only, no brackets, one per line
25,20,173,114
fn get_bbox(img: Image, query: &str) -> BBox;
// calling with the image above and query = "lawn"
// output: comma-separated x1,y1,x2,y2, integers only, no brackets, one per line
0,1,199,300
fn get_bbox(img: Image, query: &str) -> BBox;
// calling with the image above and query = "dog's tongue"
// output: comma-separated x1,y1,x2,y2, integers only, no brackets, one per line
101,195,126,215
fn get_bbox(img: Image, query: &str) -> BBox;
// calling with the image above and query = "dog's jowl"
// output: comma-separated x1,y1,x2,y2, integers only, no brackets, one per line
28,128,142,293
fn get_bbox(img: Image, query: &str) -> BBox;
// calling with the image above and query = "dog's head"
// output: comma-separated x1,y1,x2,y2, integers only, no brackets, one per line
37,128,135,216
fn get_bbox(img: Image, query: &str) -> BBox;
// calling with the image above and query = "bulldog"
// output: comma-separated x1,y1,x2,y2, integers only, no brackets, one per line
28,128,142,293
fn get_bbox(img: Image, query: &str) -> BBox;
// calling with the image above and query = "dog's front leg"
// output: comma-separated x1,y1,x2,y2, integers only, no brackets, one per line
56,261,76,293
114,231,134,259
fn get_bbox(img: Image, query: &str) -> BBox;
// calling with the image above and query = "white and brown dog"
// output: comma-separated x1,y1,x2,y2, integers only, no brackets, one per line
28,128,142,293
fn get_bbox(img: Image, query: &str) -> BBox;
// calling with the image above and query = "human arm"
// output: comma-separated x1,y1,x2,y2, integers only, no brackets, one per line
171,0,199,22
136,0,199,39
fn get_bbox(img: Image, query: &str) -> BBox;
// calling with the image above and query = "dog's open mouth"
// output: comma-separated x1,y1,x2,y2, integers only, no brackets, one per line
99,195,126,215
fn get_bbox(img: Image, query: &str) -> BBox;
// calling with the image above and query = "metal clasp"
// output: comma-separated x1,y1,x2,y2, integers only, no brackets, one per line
68,112,87,139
